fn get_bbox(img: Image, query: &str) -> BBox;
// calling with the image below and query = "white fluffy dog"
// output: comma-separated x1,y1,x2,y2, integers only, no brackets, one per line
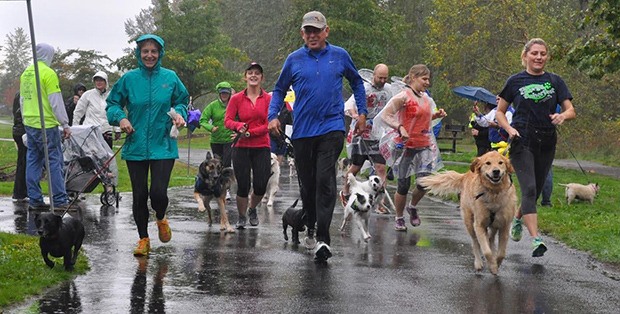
559,183,599,205
339,173,376,242
262,153,281,207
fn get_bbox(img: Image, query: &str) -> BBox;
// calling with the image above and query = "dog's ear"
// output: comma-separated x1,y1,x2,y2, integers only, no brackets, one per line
502,155,515,174
213,153,222,161
205,151,213,160
470,157,481,173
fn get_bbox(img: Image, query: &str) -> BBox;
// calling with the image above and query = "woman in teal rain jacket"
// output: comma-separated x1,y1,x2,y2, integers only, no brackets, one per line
106,34,189,256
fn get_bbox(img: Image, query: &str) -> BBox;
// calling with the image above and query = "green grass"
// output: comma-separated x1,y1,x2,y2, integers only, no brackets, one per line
0,232,89,309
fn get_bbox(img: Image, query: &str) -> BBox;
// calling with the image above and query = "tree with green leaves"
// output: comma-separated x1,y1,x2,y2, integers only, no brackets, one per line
425,0,583,124
0,27,30,106
121,0,246,106
280,0,410,76
52,49,115,99
568,0,620,79
219,0,292,88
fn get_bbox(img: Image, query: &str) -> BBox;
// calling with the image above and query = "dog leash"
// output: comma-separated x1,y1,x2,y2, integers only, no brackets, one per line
556,127,591,183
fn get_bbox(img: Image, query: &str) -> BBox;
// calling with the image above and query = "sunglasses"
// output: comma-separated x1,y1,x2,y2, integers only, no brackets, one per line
302,26,325,35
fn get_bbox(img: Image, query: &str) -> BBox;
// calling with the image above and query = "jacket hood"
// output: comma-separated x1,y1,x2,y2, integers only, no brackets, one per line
92,71,108,82
36,43,55,66
135,34,165,70
93,71,109,91
73,82,87,95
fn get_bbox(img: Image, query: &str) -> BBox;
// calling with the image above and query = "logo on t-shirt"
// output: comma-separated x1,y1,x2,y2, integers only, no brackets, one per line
519,82,555,103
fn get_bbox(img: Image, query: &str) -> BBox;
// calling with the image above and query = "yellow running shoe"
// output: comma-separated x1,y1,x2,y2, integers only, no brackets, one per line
133,238,150,256
157,218,172,243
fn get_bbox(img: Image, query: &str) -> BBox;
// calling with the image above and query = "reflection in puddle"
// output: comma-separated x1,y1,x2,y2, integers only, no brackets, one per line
38,281,82,313
130,257,168,313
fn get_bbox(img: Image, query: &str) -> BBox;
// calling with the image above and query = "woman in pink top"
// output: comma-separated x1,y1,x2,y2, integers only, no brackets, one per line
224,62,271,229
378,64,446,231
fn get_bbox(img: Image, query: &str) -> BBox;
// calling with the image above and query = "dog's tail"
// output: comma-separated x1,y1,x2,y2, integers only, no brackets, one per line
417,171,466,197
557,183,569,187
290,199,298,208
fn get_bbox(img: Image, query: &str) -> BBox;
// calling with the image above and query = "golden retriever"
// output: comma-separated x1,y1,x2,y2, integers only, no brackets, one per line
418,151,517,275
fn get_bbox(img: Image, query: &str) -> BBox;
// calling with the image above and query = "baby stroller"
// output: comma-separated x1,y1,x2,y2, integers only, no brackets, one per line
62,125,120,207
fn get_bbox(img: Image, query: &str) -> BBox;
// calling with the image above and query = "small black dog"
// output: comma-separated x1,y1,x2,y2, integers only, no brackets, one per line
35,212,85,271
282,199,306,244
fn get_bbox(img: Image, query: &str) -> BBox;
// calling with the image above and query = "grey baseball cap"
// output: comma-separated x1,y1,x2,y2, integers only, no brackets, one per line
301,11,327,29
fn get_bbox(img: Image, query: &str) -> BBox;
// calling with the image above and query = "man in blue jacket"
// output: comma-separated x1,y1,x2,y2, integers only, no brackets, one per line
268,11,367,263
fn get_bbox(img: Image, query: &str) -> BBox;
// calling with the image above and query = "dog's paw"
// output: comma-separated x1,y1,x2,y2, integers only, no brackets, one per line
45,260,55,268
364,234,372,242
222,225,235,233
474,258,484,272
197,206,206,212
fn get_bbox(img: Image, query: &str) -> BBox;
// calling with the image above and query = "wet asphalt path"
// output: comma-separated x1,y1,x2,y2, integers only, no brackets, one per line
1,153,620,313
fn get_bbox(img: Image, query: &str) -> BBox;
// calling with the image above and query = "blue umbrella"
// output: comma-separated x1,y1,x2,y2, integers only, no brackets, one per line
452,86,497,105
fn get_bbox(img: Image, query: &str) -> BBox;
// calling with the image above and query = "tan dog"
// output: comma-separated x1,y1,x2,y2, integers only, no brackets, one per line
194,153,236,233
559,183,599,205
262,153,281,207
418,151,517,275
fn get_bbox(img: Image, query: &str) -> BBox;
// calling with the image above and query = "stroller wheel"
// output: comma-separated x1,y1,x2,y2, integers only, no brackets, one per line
101,186,117,206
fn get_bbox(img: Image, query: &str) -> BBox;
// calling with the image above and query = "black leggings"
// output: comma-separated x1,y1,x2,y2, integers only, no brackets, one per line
509,128,556,215
293,131,343,245
126,159,175,239
232,147,271,197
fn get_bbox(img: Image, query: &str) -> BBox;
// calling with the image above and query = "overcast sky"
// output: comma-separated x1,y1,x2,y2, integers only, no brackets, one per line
0,0,152,62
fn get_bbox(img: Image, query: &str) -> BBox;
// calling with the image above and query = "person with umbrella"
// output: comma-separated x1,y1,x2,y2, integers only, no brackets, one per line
496,38,576,257
469,101,493,156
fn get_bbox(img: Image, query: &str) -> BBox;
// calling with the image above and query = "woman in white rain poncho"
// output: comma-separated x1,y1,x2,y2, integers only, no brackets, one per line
372,64,446,231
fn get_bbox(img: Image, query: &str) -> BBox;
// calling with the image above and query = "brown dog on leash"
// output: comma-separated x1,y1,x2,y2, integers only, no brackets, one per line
418,151,517,275
194,152,236,233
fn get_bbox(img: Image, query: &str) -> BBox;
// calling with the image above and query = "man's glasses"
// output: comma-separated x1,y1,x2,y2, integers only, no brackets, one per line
302,26,325,35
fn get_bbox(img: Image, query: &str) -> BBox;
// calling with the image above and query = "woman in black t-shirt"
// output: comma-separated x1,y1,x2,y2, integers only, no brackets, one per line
496,38,576,258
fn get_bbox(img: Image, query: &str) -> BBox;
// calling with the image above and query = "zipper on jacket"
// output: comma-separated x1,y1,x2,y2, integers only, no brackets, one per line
147,71,152,158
